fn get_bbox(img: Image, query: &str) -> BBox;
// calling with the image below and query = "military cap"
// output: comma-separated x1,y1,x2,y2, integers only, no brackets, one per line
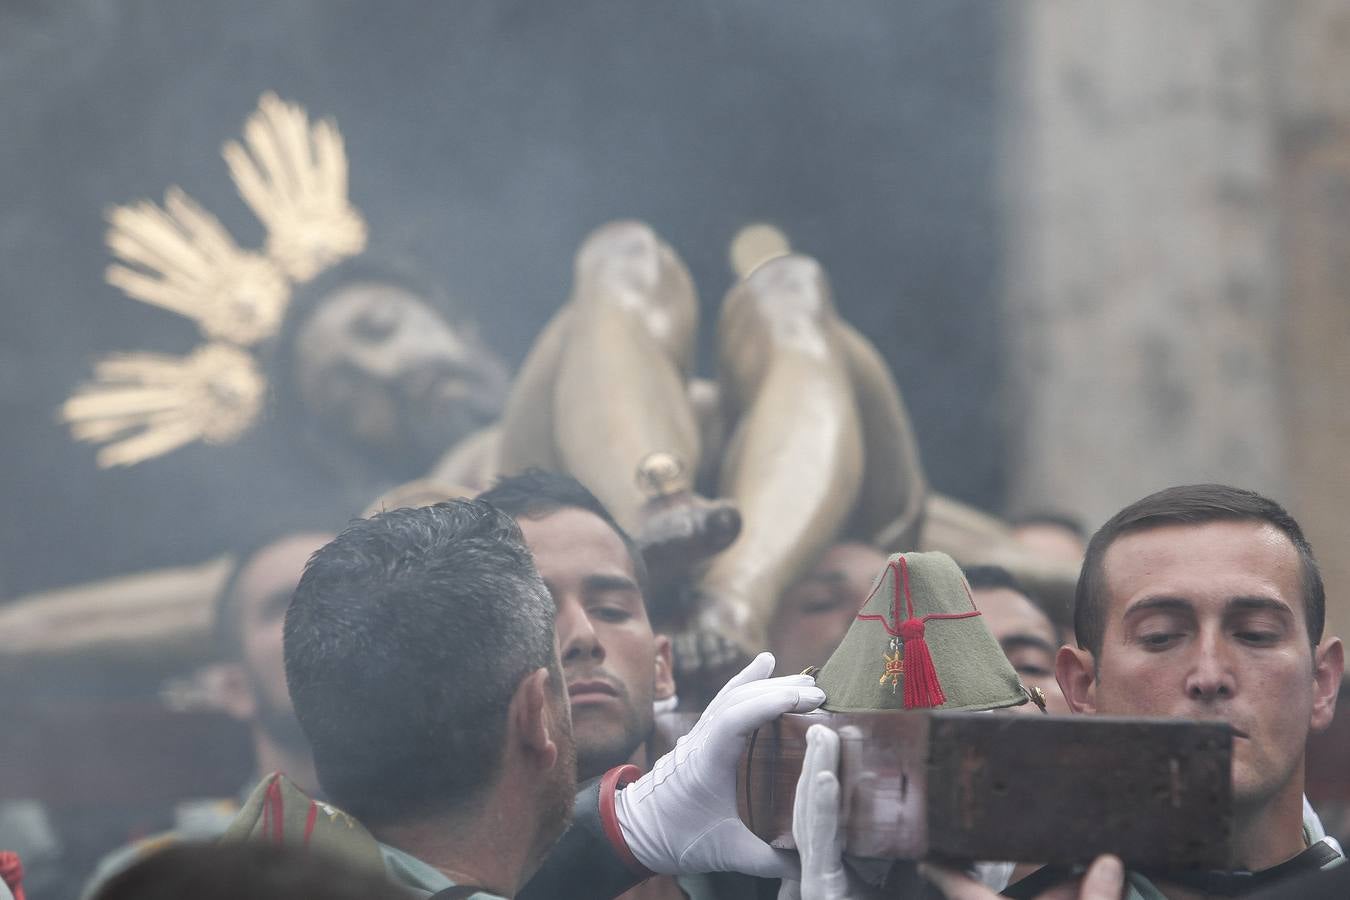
220,772,385,876
815,551,1031,712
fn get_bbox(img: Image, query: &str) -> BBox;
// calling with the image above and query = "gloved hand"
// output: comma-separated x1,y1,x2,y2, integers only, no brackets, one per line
778,724,851,900
776,725,1017,900
615,651,825,878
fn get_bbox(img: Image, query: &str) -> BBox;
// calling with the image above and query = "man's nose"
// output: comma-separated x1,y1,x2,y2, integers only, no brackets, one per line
558,600,604,664
1184,632,1236,703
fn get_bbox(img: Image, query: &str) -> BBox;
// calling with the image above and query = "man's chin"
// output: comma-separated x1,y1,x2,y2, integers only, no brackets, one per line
1230,761,1295,811
576,735,644,783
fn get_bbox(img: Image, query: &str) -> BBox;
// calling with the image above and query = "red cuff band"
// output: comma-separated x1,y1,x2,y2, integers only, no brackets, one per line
598,764,653,879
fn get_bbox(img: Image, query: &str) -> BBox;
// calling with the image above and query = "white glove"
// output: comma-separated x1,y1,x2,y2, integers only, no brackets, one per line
778,724,851,900
616,651,826,878
774,726,1015,900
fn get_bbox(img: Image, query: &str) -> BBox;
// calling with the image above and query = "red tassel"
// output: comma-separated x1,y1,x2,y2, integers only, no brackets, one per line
0,851,26,900
900,618,946,709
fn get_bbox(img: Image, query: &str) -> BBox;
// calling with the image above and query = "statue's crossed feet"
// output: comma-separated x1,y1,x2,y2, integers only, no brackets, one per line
633,451,742,627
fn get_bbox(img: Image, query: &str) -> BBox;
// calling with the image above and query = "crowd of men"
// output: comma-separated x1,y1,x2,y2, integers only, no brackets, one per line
6,90,1343,899
0,476,1335,900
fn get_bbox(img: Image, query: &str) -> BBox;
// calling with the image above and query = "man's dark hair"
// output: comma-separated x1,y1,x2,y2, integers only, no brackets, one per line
284,499,556,825
478,469,650,595
1074,484,1324,657
963,564,1028,596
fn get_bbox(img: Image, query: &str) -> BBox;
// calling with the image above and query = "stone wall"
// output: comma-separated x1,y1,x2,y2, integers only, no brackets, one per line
1000,0,1350,642
1273,0,1350,645
1000,1,1285,528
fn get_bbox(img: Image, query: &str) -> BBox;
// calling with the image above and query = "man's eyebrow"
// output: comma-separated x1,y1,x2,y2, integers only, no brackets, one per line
1226,595,1294,616
582,573,642,594
1122,596,1194,617
1000,634,1058,656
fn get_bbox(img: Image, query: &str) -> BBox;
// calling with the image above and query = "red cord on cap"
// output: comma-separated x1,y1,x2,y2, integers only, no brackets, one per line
855,557,979,708
598,764,654,878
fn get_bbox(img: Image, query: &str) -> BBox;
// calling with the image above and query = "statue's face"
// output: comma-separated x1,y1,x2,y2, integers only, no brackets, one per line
293,281,509,470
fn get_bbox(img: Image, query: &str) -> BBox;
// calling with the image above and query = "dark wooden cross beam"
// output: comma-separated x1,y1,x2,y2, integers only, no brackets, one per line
738,711,1232,870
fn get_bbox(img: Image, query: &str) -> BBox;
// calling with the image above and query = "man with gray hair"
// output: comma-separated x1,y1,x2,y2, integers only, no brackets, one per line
228,499,824,899
276,500,575,898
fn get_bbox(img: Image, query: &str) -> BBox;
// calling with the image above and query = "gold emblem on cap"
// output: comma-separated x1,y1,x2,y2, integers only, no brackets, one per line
880,638,905,693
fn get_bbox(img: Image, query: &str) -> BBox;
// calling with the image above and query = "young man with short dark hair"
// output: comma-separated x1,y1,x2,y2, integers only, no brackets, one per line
1052,484,1344,899
782,486,1343,900
478,471,673,783
481,471,758,900
240,498,823,899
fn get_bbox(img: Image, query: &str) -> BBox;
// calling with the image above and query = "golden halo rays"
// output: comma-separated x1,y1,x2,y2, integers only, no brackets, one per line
62,93,368,468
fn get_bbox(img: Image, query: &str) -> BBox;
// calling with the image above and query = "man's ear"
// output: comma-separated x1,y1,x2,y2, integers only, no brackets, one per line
1311,636,1344,733
653,634,676,701
206,662,257,722
511,667,560,772
1055,645,1098,714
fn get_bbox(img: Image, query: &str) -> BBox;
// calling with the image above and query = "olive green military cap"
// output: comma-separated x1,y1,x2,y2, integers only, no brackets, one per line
816,551,1030,713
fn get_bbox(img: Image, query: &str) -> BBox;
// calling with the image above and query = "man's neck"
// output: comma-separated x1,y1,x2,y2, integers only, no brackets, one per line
1148,786,1310,900
252,732,320,798
372,803,530,898
1228,787,1309,873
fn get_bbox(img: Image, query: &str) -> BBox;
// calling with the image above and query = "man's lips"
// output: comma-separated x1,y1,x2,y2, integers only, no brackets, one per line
568,680,620,703
1189,714,1250,740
